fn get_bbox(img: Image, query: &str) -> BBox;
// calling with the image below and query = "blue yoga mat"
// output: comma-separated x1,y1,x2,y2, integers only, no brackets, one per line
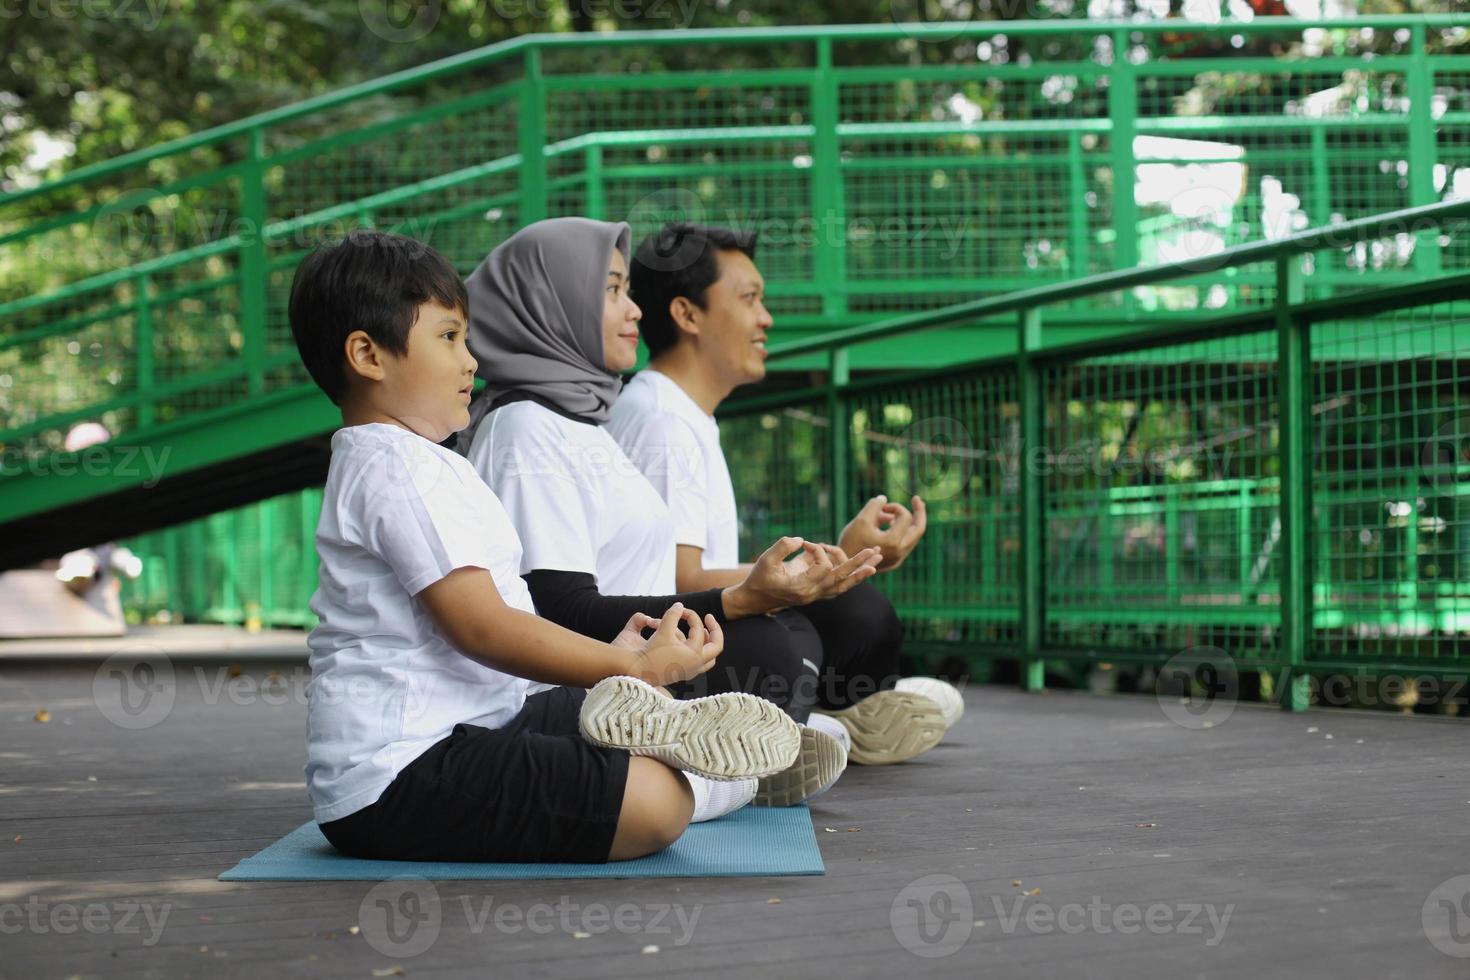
219,805,824,881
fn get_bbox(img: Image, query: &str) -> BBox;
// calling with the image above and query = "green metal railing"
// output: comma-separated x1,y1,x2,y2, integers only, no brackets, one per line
720,198,1470,709
2,17,1465,708
6,17,1470,477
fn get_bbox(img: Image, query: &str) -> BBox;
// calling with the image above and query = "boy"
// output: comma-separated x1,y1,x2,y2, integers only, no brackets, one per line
610,223,964,765
290,229,800,864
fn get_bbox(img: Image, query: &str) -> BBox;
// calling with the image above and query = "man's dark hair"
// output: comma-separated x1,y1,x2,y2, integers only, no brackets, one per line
629,222,758,358
287,229,468,405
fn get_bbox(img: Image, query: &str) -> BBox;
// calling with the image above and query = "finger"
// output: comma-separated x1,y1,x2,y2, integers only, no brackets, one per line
908,495,928,539
829,561,878,595
858,494,888,526
623,611,655,634
679,607,705,649
803,541,834,571
819,543,848,564
762,535,805,564
651,603,685,643
702,613,724,659
832,546,875,578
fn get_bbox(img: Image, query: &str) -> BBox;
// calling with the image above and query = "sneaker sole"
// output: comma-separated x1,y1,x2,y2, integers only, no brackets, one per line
753,727,847,807
816,690,946,766
580,676,801,780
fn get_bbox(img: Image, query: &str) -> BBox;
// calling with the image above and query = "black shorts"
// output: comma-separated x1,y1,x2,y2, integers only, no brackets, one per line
319,686,630,864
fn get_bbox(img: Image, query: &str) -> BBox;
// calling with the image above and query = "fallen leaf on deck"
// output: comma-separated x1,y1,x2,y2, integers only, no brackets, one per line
34,709,51,723
228,664,243,678
573,931,591,939
1011,880,1021,887
767,898,781,904
371,969,405,978
823,827,836,833
641,945,659,954
1025,888,1041,896
348,926,360,935
1135,823,1156,828
846,827,859,833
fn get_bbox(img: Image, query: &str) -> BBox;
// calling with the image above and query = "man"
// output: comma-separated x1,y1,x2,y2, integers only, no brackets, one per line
609,223,964,765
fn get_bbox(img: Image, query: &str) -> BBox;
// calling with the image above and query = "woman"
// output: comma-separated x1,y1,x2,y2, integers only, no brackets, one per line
458,218,943,779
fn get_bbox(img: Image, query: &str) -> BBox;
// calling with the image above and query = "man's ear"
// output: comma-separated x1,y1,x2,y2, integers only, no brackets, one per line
668,296,701,339
344,330,388,383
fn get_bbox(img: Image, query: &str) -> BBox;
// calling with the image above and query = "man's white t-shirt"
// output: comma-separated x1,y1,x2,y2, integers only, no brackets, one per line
607,369,741,570
305,422,541,824
465,399,678,597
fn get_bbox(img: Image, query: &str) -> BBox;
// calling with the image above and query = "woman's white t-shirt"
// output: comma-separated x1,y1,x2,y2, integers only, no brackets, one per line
305,422,541,824
607,369,741,570
465,399,678,596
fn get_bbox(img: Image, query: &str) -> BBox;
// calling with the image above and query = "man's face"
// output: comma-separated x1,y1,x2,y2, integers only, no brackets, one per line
697,249,774,387
374,300,478,443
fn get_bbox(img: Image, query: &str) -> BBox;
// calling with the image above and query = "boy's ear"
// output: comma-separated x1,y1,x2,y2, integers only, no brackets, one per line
343,329,388,383
669,297,701,339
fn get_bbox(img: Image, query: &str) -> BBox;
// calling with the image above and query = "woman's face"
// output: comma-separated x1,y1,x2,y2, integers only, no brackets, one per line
602,247,643,373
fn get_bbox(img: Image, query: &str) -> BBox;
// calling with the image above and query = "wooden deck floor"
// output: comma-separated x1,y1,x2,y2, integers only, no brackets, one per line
2,646,1468,978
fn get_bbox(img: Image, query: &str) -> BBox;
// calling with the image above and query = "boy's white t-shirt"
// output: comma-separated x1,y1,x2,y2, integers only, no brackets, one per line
305,422,542,825
465,399,678,597
607,369,741,570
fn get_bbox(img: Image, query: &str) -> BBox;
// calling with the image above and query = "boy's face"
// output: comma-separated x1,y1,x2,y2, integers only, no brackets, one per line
694,249,774,388
366,301,478,443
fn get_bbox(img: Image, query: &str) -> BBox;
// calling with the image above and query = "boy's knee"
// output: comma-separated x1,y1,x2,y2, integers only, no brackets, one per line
613,759,692,859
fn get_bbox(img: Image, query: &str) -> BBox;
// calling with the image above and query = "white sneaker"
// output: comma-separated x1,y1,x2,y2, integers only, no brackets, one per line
580,676,801,780
812,690,946,766
753,725,847,807
804,711,851,755
896,676,965,728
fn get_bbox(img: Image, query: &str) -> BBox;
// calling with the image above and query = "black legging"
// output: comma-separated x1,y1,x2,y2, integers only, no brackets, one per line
522,571,902,723
670,582,905,719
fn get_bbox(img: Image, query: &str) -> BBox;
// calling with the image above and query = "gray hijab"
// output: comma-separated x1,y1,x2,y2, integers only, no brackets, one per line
460,217,631,445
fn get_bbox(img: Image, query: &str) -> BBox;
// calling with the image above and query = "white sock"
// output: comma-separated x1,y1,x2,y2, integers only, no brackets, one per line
683,773,757,822
804,711,851,756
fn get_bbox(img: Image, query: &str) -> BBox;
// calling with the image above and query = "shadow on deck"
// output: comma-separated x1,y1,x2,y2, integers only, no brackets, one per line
1,641,1466,979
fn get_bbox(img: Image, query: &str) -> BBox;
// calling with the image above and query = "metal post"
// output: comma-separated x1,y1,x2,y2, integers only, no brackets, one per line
828,347,850,545
585,144,605,220
239,127,268,397
134,272,154,429
519,47,547,226
812,37,847,320
1276,255,1312,711
1407,22,1442,276
1018,307,1046,692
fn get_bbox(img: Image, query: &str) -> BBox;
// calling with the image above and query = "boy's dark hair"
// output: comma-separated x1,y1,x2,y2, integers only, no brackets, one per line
629,223,758,359
287,229,468,405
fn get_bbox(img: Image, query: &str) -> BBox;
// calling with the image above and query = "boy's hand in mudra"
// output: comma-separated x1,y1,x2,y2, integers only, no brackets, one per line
615,603,722,688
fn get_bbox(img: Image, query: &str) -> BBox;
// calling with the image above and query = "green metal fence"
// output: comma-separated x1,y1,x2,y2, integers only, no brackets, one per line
3,18,1467,707
6,17,1470,469
720,201,1470,709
